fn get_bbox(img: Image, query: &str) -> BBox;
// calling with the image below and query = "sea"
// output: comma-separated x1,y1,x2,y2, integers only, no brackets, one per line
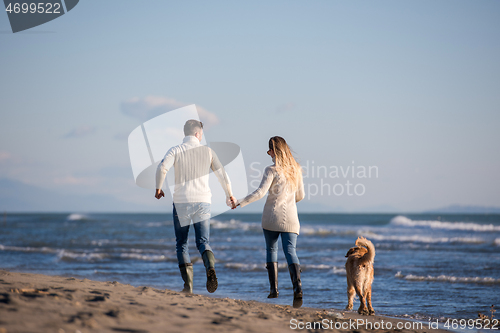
1,212,499,324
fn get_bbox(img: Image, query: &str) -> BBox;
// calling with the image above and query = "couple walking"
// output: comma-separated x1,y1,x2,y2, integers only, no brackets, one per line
155,120,305,308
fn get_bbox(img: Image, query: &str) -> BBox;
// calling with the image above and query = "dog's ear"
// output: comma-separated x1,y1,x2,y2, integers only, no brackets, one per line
345,247,356,257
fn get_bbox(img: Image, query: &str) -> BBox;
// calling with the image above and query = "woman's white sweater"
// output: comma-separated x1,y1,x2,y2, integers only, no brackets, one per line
238,164,304,234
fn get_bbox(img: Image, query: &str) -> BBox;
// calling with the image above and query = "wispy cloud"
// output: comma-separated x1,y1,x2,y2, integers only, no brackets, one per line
0,151,12,162
0,150,23,165
64,125,96,138
121,96,219,128
53,175,90,185
276,102,296,113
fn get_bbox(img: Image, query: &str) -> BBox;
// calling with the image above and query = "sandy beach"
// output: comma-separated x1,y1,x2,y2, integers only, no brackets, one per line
0,269,451,333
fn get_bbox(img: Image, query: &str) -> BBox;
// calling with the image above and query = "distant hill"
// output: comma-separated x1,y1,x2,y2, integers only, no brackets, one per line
424,204,500,214
0,177,344,213
4,177,497,214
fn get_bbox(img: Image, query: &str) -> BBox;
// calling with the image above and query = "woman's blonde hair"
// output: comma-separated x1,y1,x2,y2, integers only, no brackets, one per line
269,136,302,190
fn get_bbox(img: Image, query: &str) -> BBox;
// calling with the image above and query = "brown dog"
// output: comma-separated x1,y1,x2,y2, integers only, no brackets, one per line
345,236,375,315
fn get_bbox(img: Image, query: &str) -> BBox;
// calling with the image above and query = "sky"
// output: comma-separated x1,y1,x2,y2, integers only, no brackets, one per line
0,0,499,213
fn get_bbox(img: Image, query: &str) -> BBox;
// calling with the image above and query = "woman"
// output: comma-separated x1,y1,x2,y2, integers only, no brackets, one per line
235,136,305,308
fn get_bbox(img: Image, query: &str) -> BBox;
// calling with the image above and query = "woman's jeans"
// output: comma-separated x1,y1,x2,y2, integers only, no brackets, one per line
173,203,212,265
263,229,300,265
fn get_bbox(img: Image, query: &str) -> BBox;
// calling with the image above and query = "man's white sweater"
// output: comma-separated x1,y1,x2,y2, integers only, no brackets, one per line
156,136,233,204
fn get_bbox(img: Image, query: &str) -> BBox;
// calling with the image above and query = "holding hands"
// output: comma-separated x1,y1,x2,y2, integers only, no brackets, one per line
155,189,165,200
156,189,239,209
227,196,239,209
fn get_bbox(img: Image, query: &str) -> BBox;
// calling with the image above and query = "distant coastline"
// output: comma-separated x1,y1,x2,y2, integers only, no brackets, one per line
423,205,500,214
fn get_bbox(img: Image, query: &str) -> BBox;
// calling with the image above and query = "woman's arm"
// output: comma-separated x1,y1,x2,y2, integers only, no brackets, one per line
295,172,305,203
238,166,274,208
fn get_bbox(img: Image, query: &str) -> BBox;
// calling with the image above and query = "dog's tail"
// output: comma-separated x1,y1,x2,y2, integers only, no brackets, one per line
355,237,375,265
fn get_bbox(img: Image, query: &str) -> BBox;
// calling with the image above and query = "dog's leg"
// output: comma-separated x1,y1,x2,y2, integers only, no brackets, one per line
346,283,355,310
355,285,368,315
366,286,375,315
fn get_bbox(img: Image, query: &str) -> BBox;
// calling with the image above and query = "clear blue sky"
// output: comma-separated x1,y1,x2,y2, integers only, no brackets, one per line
1,1,499,212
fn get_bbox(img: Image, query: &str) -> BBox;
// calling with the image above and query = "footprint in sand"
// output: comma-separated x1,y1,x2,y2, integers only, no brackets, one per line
111,328,148,333
86,291,110,302
0,293,11,304
105,309,120,318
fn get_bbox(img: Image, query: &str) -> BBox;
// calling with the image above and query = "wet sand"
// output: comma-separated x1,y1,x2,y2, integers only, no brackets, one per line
0,270,449,333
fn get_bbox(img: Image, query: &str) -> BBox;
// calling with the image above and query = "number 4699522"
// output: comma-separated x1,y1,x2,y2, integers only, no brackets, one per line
6,2,61,14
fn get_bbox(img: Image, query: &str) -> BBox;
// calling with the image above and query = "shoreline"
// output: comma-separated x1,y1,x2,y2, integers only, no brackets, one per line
0,269,451,333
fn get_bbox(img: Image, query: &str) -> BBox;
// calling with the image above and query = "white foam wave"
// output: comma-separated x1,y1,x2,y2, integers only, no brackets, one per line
495,238,500,246
332,266,347,275
301,226,337,236
368,233,484,244
119,253,166,261
90,239,111,246
395,271,500,284
223,262,346,274
66,213,89,221
57,250,106,261
145,222,164,227
57,249,170,262
304,264,332,270
224,263,264,271
0,244,58,253
210,219,261,231
355,230,380,238
300,226,357,236
390,215,500,232
298,264,346,274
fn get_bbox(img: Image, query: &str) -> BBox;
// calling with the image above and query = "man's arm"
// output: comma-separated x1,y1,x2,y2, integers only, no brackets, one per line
155,147,175,199
210,149,236,206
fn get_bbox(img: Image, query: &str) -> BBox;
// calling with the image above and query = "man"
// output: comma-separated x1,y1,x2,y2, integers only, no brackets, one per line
155,119,236,294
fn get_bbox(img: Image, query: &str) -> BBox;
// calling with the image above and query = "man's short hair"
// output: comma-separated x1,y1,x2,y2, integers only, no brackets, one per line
184,119,203,136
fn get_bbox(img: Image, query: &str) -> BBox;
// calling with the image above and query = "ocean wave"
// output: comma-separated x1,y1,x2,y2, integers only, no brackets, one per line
390,215,500,232
303,264,347,275
132,221,171,228
145,222,164,227
56,249,172,262
395,271,500,284
210,219,261,231
332,266,347,275
223,262,347,275
495,238,500,246
305,264,332,270
224,262,265,271
1,241,174,262
301,226,335,236
119,253,166,261
57,250,107,261
300,226,358,236
302,264,346,275
0,244,58,253
90,239,112,246
66,213,90,221
368,233,484,244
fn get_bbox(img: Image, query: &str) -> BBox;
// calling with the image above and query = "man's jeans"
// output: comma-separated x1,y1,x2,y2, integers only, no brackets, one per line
173,203,212,265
